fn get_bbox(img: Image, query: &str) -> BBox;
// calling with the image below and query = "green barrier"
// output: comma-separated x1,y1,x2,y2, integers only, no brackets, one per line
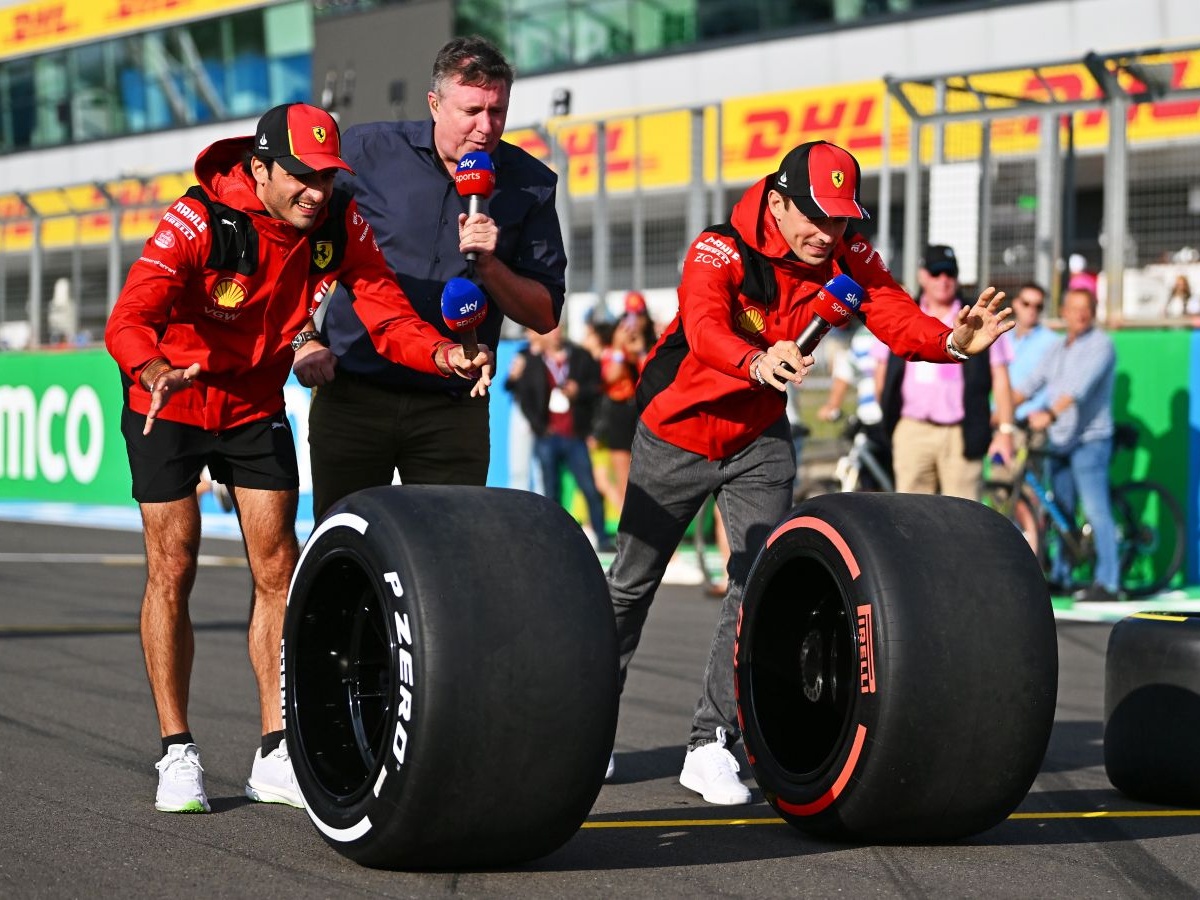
0,348,133,505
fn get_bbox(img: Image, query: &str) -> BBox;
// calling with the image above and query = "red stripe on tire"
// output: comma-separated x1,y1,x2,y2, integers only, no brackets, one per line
767,516,860,579
775,724,867,816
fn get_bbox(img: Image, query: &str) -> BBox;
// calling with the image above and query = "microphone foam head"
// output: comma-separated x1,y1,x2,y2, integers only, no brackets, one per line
454,151,495,199
818,273,864,325
441,277,488,331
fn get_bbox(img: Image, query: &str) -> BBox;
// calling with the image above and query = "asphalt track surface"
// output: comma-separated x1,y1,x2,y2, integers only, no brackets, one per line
3,517,1200,898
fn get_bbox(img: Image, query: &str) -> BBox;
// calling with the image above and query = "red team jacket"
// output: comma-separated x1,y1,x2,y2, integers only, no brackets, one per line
638,177,957,460
105,135,448,431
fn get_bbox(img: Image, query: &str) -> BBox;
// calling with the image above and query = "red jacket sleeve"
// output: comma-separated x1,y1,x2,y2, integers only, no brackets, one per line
104,198,208,382
676,231,766,377
334,199,450,376
840,238,951,362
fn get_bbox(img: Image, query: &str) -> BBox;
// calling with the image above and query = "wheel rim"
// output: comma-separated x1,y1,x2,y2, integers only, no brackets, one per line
291,550,396,802
747,552,857,780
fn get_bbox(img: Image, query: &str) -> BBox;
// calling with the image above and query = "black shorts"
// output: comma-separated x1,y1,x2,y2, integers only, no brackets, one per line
592,396,639,452
120,407,299,503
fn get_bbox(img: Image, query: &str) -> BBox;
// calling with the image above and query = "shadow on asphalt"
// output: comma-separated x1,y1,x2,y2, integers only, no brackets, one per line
1039,719,1105,772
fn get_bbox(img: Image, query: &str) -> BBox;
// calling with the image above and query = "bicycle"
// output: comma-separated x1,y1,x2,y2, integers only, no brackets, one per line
795,413,893,500
984,423,1184,597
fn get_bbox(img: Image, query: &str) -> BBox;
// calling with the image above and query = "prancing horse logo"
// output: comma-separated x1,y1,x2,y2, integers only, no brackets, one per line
313,241,333,269
831,170,845,189
312,126,327,143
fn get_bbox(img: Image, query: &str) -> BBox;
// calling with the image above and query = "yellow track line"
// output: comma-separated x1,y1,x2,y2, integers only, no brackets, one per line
583,809,1200,828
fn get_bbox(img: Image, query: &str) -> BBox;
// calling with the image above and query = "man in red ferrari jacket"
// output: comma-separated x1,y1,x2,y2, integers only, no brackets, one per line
105,103,492,815
605,141,1013,802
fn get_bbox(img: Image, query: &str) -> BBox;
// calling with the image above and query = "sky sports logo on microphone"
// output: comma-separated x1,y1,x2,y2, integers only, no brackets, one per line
455,152,495,198
820,274,864,318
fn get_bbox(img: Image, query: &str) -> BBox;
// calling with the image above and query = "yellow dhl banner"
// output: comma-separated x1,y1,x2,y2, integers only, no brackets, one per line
4,51,1199,248
508,49,1200,195
0,0,273,60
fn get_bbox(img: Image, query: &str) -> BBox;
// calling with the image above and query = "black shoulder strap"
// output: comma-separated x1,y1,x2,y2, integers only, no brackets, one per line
707,222,777,306
184,185,259,276
307,187,351,275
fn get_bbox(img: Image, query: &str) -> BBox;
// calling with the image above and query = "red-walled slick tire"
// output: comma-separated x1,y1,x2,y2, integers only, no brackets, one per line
282,485,619,869
735,492,1057,842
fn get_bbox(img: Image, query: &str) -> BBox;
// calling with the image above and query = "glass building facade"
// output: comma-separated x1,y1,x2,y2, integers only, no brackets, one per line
0,1,313,154
318,0,984,75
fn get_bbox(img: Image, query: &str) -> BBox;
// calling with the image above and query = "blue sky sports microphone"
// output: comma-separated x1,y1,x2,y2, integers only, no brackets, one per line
441,277,488,357
796,273,864,355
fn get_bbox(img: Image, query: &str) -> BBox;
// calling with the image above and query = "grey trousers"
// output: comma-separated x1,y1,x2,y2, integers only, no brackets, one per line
607,417,796,748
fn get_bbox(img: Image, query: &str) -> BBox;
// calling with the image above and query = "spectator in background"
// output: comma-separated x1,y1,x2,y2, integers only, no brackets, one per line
1006,282,1060,424
307,36,566,521
620,290,659,351
1012,287,1119,602
876,244,1015,500
505,327,614,552
817,317,891,489
1164,274,1198,318
590,292,658,517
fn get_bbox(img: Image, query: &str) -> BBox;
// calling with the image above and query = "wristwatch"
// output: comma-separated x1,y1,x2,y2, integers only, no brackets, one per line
945,333,969,362
291,331,321,351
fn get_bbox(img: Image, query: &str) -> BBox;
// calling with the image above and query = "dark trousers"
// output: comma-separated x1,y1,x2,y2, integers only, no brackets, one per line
533,432,609,540
607,417,795,748
308,372,490,521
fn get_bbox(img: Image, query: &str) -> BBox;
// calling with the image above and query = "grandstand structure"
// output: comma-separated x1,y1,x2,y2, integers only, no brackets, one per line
0,0,1196,346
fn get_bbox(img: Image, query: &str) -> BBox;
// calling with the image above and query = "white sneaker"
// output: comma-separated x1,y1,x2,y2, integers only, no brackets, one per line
245,738,305,808
155,743,210,813
679,735,751,805
605,753,615,781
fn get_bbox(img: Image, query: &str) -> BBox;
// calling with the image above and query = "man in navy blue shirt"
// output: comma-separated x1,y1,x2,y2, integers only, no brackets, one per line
308,36,566,519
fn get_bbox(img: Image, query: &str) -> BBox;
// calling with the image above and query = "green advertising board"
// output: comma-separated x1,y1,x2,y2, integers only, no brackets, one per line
0,348,134,505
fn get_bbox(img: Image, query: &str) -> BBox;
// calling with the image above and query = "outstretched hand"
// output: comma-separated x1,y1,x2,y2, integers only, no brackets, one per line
144,362,201,435
951,286,1015,356
443,343,495,398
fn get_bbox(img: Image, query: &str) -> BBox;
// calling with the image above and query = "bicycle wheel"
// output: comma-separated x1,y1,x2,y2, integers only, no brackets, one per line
1013,488,1045,565
1113,480,1185,597
795,477,841,502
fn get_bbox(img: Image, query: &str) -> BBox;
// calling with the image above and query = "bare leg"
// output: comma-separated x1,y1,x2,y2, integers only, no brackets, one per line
139,496,202,737
233,486,299,734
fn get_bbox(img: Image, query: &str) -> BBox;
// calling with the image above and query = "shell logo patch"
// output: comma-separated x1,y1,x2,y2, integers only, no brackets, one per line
212,277,247,309
313,126,327,143
736,308,766,336
313,241,334,269
831,170,845,189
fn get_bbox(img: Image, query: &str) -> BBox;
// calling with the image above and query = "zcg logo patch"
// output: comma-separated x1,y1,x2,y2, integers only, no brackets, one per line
313,241,334,269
